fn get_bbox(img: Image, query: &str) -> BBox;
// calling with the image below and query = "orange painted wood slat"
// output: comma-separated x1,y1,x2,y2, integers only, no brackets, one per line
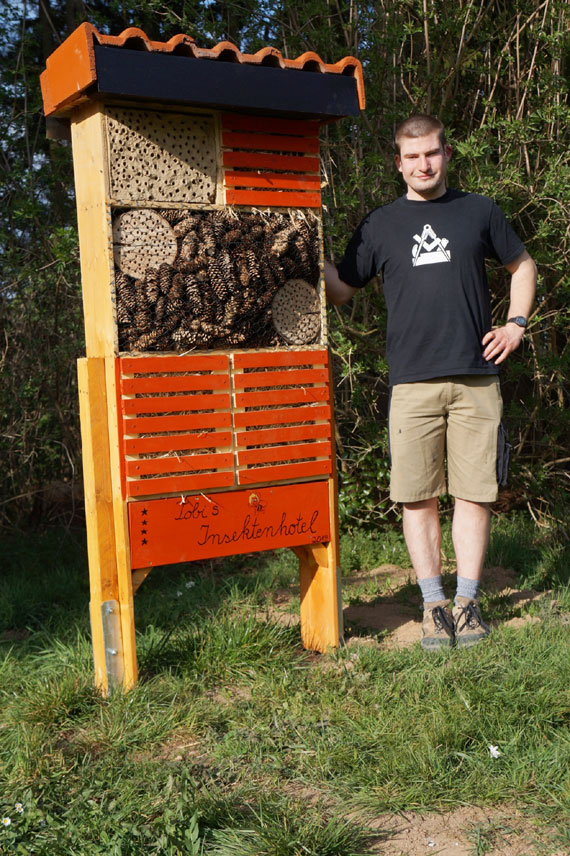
222,151,319,173
222,113,320,136
128,481,330,568
233,349,328,369
127,451,233,477
238,441,331,466
122,393,231,415
235,423,330,447
124,430,233,455
225,189,321,208
235,387,328,408
237,460,331,484
120,354,229,374
224,172,320,191
127,471,233,498
233,404,331,428
222,131,319,154
233,368,328,389
124,412,232,434
121,374,229,395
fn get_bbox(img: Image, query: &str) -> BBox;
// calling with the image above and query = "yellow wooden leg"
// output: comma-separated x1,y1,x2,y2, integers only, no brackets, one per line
77,357,119,694
105,356,138,691
294,474,343,653
296,540,342,653
132,567,153,595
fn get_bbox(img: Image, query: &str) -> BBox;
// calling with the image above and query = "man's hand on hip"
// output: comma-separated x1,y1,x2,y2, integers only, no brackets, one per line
482,323,525,365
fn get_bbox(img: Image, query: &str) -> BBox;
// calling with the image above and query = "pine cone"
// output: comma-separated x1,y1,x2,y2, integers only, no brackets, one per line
222,228,242,249
198,218,216,256
116,271,136,314
133,330,161,350
222,294,241,329
145,268,160,304
272,224,297,256
200,285,218,323
180,230,198,261
172,325,199,347
207,256,229,302
218,249,236,291
158,263,172,296
173,215,200,237
211,211,229,243
184,276,203,314
134,281,152,330
116,301,131,324
161,209,184,225
155,295,167,322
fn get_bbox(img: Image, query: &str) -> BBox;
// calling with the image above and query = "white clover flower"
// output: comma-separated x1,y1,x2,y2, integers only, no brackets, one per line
1,817,11,826
185,580,196,588
489,744,501,759
14,803,23,814
176,590,183,597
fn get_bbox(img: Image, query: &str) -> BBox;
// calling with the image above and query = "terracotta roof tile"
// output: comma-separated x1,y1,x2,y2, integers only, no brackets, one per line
41,22,365,117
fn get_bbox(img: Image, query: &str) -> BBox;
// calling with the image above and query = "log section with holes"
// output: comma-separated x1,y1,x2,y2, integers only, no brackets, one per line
42,23,365,689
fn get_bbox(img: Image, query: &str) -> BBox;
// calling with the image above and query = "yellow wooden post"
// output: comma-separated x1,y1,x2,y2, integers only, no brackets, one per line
296,535,342,653
77,357,120,693
105,356,138,690
294,351,344,653
72,105,138,690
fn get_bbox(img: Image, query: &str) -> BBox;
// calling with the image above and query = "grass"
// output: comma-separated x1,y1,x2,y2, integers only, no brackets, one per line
1,514,569,854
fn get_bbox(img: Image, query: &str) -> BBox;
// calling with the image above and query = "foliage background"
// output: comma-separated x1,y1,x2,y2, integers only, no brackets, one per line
1,0,568,531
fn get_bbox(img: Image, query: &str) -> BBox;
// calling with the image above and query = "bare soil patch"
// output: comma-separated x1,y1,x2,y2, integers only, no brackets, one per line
362,803,561,855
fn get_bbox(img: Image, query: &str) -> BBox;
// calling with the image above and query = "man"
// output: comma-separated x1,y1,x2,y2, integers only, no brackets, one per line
325,114,536,651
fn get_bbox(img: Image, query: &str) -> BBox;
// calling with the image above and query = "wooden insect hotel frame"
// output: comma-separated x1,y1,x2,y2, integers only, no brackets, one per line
41,22,365,692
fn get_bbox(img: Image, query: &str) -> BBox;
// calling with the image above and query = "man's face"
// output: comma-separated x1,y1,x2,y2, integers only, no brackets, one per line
394,132,452,201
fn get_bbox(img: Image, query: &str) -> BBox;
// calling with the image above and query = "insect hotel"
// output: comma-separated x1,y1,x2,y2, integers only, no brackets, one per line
41,22,365,692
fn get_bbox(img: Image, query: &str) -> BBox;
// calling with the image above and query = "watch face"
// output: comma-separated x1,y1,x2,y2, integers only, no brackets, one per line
508,316,528,327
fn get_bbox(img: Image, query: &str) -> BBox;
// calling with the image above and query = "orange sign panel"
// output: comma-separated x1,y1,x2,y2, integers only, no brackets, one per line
128,481,330,569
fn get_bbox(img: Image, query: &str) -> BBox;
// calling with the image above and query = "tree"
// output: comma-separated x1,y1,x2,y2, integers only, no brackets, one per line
1,0,568,529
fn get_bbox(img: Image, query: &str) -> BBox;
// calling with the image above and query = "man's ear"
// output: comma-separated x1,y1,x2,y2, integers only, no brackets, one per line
444,144,452,162
394,154,402,173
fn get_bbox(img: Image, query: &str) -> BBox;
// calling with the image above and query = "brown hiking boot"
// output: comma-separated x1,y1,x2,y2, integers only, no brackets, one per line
453,597,490,648
421,599,454,651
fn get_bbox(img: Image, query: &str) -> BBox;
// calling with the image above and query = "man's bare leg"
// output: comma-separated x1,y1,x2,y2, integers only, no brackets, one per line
452,498,490,581
402,497,441,579
451,498,491,645
404,498,455,649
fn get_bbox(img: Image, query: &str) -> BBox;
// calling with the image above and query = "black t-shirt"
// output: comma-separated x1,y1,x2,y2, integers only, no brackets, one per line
336,189,525,385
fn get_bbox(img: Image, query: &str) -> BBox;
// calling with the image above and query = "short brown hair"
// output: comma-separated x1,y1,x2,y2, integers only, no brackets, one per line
394,114,446,155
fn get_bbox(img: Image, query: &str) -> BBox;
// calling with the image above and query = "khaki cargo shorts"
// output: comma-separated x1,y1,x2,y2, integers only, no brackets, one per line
388,376,502,503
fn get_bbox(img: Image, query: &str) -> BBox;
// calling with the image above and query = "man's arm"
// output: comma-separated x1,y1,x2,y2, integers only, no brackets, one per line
482,249,537,365
324,260,360,305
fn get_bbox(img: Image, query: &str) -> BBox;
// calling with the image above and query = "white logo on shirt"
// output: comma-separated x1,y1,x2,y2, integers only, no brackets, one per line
412,224,451,267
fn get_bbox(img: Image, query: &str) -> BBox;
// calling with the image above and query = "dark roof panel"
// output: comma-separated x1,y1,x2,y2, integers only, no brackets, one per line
41,23,365,119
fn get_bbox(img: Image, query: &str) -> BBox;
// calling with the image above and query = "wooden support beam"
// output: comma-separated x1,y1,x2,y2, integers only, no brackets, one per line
294,352,343,653
70,102,116,357
105,356,138,690
132,567,153,595
297,529,342,653
77,357,119,693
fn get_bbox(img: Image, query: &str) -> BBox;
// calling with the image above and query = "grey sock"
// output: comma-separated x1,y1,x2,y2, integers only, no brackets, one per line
418,575,446,606
455,576,480,604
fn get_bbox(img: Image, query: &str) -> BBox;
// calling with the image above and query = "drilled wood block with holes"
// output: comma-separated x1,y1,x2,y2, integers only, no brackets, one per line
42,22,364,687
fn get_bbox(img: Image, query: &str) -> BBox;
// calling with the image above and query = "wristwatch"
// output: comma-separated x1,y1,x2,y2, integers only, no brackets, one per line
506,316,528,328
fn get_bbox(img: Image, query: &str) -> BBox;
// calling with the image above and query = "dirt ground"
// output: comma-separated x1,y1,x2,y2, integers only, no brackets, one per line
265,563,547,649
261,564,563,856
363,803,564,855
